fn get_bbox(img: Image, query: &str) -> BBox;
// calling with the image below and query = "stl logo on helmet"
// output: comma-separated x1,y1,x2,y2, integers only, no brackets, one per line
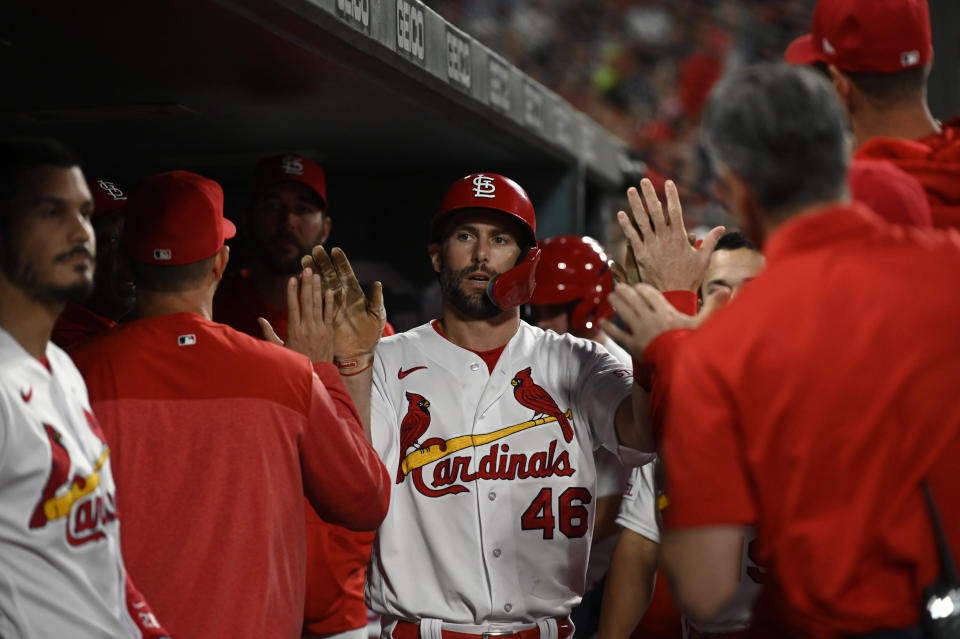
281,155,304,176
96,180,127,202
472,174,497,199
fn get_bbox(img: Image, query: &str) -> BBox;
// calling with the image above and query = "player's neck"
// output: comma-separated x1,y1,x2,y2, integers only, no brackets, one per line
136,287,215,321
852,100,941,147
438,305,519,352
0,278,62,359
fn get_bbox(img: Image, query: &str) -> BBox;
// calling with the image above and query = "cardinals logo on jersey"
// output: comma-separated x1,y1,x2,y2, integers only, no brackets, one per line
398,392,431,483
29,421,117,546
395,376,576,497
511,367,574,443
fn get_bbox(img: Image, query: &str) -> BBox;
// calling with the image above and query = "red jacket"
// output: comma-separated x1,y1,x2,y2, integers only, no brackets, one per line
855,116,960,230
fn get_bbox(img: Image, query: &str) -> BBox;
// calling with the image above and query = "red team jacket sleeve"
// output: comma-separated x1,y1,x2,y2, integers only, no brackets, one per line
301,366,390,531
659,343,757,528
642,327,695,447
124,573,170,638
633,290,698,391
313,362,364,426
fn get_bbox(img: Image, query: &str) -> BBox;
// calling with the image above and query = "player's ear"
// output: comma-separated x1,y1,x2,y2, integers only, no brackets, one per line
212,245,230,281
828,65,853,113
428,242,442,274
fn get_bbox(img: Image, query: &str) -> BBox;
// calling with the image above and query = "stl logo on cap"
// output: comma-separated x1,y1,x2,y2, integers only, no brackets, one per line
472,174,497,199
96,180,127,202
281,155,305,176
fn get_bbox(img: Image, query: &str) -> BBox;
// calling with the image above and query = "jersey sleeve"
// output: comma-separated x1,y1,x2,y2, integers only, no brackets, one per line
300,365,390,531
571,338,656,467
616,464,661,543
660,342,757,529
571,340,639,461
124,572,170,638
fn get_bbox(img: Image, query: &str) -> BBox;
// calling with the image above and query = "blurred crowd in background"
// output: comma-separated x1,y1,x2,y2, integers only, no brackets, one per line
427,0,814,230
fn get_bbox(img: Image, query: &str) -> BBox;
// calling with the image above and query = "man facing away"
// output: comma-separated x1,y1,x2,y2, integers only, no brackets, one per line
605,63,960,638
73,170,390,639
0,137,167,638
785,0,960,229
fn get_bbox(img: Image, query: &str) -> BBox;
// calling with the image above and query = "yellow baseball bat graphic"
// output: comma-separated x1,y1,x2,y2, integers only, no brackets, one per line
43,448,110,521
400,410,573,476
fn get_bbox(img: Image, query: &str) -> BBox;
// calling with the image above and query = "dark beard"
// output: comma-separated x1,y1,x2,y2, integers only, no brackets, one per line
4,247,93,305
439,262,502,320
260,231,307,275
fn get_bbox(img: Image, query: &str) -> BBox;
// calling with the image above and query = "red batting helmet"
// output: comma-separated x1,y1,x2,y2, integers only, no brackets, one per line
528,235,614,336
431,173,536,245
432,173,540,310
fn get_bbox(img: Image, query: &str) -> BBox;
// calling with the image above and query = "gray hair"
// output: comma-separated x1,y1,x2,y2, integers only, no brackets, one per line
701,63,850,217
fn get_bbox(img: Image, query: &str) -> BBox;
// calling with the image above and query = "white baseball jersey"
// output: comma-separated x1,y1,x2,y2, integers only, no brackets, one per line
615,463,660,544
366,321,654,629
0,328,150,638
581,336,631,592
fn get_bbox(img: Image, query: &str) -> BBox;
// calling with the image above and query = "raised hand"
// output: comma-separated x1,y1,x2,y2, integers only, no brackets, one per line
302,245,386,373
616,178,724,292
602,283,731,358
259,267,335,363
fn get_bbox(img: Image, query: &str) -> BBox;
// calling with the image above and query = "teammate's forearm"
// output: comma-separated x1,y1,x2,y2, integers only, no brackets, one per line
340,369,373,442
613,384,654,453
597,529,659,639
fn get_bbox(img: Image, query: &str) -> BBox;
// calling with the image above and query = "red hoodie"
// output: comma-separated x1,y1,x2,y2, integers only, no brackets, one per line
855,116,960,230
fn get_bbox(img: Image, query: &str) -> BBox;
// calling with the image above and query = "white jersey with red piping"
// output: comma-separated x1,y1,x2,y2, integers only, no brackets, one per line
0,327,157,638
366,320,654,631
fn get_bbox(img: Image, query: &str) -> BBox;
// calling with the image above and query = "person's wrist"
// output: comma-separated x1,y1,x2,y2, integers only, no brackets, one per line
335,352,375,376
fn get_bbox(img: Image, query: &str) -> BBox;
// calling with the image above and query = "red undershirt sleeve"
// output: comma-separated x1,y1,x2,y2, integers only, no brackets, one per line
301,367,390,531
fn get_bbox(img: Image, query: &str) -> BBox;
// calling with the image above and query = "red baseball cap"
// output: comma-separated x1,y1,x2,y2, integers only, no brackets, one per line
253,154,327,208
123,171,236,265
784,0,931,73
87,177,128,220
848,158,933,228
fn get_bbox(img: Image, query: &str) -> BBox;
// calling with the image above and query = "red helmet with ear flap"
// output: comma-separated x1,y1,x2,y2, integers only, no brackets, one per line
528,235,614,337
432,173,540,310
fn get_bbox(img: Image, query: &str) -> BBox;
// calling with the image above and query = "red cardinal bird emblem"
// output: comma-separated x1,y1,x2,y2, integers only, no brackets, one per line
397,392,431,483
511,367,573,443
29,424,73,529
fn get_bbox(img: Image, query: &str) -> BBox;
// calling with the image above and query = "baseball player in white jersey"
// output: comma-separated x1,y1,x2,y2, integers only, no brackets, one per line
304,173,657,639
0,137,166,638
525,234,641,637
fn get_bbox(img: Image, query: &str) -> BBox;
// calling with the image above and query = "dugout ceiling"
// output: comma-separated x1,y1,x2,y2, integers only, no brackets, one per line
0,0,629,239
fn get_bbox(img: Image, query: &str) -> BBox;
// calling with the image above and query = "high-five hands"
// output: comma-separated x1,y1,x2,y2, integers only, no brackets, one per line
301,246,386,374
614,178,724,292
602,283,731,359
259,267,335,363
